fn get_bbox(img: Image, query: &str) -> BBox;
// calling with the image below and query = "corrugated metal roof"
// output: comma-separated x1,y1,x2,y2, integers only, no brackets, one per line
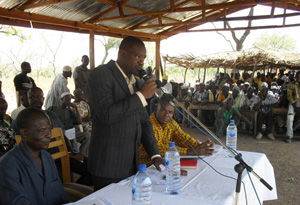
0,0,299,40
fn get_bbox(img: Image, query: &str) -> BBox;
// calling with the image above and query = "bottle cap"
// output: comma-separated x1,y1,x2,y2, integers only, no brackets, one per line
169,142,175,147
139,164,146,171
230,120,234,124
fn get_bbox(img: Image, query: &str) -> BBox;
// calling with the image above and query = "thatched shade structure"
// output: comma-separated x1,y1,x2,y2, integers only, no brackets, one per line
163,49,300,71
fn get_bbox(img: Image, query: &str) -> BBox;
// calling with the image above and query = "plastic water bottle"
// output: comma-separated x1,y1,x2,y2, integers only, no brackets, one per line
165,142,181,195
226,120,237,158
132,164,152,205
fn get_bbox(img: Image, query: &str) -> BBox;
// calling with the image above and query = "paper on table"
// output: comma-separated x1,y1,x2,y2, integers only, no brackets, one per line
180,144,223,159
146,165,166,185
65,128,75,140
64,198,109,205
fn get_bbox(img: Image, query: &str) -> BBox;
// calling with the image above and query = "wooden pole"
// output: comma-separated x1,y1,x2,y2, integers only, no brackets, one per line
184,68,188,83
203,67,207,83
89,30,95,69
155,39,161,80
203,61,208,83
250,57,257,85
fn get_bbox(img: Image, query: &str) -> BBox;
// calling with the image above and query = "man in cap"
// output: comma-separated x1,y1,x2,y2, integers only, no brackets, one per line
47,92,90,157
217,83,230,103
45,66,72,109
159,74,172,96
73,55,90,96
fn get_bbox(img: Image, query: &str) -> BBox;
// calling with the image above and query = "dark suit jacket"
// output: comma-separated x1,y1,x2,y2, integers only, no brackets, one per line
87,60,159,178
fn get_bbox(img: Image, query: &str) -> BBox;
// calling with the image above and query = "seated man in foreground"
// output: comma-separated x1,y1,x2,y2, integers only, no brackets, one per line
139,94,215,166
0,108,66,204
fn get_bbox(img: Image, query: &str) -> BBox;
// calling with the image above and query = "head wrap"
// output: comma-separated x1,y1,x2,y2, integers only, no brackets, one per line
63,65,72,72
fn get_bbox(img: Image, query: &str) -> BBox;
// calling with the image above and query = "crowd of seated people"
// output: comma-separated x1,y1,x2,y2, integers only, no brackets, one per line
1,58,299,203
146,68,299,143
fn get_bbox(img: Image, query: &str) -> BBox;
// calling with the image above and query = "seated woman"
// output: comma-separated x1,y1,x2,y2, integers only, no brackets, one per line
0,108,66,204
73,88,92,133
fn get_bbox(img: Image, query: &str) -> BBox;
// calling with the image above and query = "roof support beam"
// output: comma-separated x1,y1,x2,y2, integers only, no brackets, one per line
0,7,164,40
166,23,300,34
216,12,300,21
93,0,257,23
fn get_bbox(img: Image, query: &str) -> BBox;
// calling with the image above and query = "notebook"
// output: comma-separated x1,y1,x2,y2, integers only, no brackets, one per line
180,159,198,169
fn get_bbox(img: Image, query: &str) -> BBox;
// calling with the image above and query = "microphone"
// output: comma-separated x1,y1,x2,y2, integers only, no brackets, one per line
138,69,163,89
137,69,174,102
138,69,149,81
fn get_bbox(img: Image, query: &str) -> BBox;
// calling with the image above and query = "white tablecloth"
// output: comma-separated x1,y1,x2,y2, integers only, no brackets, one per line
68,150,277,205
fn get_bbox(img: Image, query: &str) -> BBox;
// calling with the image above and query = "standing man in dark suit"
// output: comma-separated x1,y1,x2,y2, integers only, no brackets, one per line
87,36,164,191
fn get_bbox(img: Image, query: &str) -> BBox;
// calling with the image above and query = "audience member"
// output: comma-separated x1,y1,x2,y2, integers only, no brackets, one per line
285,71,300,143
252,87,278,140
13,62,36,106
0,108,66,204
11,92,28,120
0,98,15,156
191,83,209,125
86,36,163,191
175,84,192,127
45,66,72,109
11,87,93,186
227,86,243,109
139,95,214,166
48,92,90,157
217,83,230,103
142,66,156,114
73,55,90,96
150,74,173,114
240,87,256,110
215,98,250,138
73,88,92,133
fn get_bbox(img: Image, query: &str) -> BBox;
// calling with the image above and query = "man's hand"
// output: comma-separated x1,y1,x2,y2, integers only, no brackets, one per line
152,157,165,172
187,139,215,156
140,78,158,99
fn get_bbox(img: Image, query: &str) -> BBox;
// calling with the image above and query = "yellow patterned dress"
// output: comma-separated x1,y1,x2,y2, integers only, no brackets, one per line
73,101,92,133
139,113,198,166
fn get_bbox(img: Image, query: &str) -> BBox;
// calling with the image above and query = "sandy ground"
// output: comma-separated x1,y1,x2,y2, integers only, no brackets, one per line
181,126,300,205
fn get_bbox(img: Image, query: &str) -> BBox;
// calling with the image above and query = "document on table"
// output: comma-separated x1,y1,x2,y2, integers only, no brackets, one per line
180,144,223,159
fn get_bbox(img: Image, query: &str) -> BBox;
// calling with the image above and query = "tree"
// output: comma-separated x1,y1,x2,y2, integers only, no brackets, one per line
253,32,296,51
42,31,64,76
0,25,28,42
96,37,121,64
212,7,254,51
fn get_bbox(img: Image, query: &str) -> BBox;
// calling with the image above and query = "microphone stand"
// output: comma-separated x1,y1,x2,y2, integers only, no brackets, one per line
168,96,273,204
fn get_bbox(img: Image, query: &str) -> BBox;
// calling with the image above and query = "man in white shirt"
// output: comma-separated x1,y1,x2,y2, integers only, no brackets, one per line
44,66,72,109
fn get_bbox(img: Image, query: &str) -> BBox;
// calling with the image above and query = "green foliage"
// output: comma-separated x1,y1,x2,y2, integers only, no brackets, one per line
1,25,29,43
105,37,121,52
253,31,296,51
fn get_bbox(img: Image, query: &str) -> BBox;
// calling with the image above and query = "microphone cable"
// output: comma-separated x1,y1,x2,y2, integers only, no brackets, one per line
157,96,248,205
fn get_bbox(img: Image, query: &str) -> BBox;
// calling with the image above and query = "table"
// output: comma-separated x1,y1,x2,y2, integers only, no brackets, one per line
67,150,277,205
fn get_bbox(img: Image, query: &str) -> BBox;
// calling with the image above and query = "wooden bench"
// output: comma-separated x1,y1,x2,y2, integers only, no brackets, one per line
272,107,300,116
189,103,257,136
189,103,219,111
